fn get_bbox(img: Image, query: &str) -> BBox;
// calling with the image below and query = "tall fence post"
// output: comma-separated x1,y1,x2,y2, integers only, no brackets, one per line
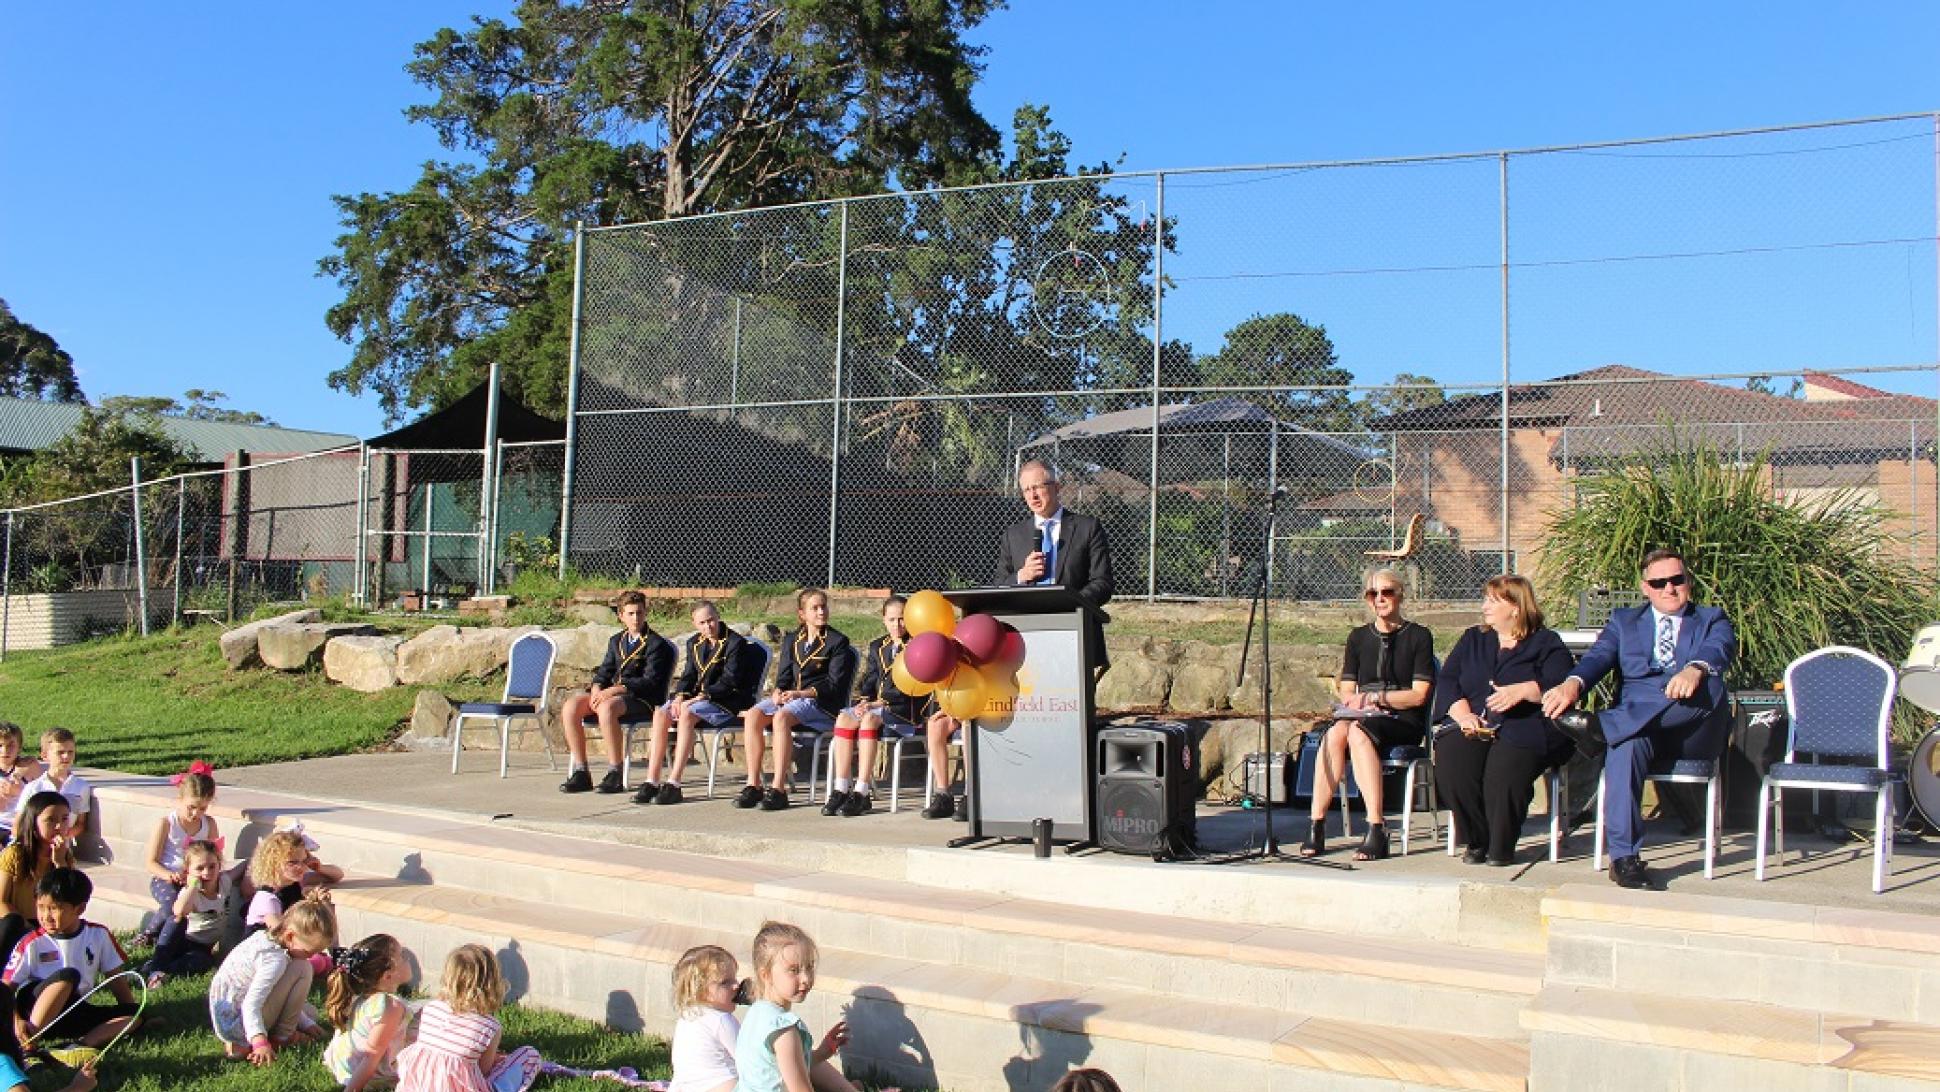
171,478,186,623
826,201,850,591
1498,151,1513,573
480,361,502,596
1147,172,1166,601
1,511,12,663
558,222,587,580
354,445,370,606
130,458,150,636
227,450,249,623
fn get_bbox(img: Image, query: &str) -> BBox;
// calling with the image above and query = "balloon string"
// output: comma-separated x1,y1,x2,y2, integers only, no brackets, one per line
21,968,149,1065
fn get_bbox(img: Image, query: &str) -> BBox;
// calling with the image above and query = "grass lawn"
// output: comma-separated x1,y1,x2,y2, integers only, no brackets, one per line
0,629,495,776
53,934,911,1091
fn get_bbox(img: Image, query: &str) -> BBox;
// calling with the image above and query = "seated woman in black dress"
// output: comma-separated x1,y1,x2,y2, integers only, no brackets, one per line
1432,574,1575,866
1301,568,1434,861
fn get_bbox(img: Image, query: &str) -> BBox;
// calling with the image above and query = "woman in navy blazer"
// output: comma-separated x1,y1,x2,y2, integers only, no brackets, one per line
1432,574,1576,865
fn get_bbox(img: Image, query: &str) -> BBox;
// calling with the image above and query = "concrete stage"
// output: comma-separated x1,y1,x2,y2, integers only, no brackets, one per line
71,752,1940,1091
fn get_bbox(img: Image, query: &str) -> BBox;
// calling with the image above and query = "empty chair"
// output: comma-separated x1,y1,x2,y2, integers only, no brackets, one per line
1756,646,1899,894
452,633,559,777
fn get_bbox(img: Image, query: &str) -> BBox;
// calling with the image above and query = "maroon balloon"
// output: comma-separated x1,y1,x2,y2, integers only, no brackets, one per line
955,612,1004,665
993,625,1027,669
903,631,960,684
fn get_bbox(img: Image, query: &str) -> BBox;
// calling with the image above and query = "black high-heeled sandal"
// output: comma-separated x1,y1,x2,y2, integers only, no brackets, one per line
1355,823,1391,861
1298,819,1326,857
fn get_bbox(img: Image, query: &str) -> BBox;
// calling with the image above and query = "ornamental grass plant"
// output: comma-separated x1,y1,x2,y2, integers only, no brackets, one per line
1539,435,1938,735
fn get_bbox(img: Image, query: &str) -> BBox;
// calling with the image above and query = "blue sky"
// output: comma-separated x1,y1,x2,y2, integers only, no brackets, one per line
4,2,1939,438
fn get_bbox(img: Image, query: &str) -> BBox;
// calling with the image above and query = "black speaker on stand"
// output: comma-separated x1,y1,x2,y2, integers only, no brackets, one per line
1095,721,1196,857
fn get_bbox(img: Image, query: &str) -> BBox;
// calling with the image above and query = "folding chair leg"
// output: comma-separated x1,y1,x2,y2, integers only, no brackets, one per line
1774,787,1785,856
1702,775,1718,880
704,732,724,800
1755,781,1771,882
1548,772,1562,864
1592,772,1606,872
451,715,466,775
1874,788,1890,895
499,717,511,779
889,738,905,814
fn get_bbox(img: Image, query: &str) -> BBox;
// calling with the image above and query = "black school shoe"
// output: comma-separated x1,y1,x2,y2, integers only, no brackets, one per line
732,784,764,809
654,783,683,806
759,787,791,811
596,768,626,794
1609,855,1649,889
922,794,954,820
559,769,593,793
841,789,873,817
630,782,658,805
821,791,849,817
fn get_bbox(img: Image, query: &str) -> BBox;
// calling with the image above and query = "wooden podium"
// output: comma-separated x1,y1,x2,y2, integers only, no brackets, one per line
942,586,1102,844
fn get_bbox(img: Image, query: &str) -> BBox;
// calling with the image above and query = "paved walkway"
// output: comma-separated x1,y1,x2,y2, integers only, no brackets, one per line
219,750,1940,915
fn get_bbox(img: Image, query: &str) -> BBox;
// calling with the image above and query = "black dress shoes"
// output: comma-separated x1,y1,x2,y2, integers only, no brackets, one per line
558,769,593,793
1609,855,1649,889
596,768,626,794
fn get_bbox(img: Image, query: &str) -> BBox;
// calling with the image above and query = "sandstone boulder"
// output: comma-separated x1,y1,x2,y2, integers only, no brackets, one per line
544,624,614,672
394,625,541,686
323,635,405,692
258,622,377,671
405,690,454,747
217,608,321,669
1095,655,1170,712
570,602,616,626
1168,663,1234,714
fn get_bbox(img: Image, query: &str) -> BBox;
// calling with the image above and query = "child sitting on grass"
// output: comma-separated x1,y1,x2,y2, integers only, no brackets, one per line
669,944,742,1092
139,763,219,944
2,869,143,1050
209,897,335,1066
734,921,888,1092
322,933,414,1092
396,944,541,1092
0,794,72,959
0,982,93,1091
140,839,231,988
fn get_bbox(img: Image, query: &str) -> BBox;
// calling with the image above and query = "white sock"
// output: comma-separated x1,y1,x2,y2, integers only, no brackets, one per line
834,778,852,793
856,782,873,796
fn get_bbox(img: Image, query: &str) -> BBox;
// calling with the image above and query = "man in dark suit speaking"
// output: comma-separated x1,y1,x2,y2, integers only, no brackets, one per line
1541,547,1735,890
998,460,1114,679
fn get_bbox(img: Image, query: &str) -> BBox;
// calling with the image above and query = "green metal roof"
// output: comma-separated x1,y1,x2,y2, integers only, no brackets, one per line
0,397,356,461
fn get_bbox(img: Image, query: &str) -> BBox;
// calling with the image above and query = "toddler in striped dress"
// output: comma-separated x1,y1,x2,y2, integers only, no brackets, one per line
396,945,540,1092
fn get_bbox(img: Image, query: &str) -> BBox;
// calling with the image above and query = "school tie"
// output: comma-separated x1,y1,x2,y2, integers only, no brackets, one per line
1039,521,1057,585
1653,614,1675,669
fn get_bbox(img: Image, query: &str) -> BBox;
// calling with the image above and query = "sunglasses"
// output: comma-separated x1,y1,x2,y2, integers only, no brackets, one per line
1644,573,1689,590
1364,588,1402,601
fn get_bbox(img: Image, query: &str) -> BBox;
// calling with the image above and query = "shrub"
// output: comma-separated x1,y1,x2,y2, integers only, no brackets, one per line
1540,435,1938,712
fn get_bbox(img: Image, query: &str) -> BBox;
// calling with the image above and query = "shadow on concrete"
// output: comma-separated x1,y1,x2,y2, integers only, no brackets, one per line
1001,1000,1100,1092
843,986,937,1091
497,938,530,1003
605,988,644,1033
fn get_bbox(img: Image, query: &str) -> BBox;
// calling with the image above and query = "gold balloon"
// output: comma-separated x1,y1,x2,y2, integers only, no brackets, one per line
891,652,936,697
981,670,1019,717
936,665,987,720
904,589,957,638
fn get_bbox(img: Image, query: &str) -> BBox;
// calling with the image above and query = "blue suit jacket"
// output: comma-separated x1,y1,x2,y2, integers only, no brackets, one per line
1569,603,1735,745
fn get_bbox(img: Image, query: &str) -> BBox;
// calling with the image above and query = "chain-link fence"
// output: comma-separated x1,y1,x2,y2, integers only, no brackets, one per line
564,114,1940,603
0,439,567,656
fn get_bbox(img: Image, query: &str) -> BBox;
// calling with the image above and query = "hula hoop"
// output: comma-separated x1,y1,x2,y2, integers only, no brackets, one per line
20,967,149,1066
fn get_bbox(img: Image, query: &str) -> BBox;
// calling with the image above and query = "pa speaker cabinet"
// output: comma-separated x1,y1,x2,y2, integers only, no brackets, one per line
1095,721,1196,855
1288,729,1360,805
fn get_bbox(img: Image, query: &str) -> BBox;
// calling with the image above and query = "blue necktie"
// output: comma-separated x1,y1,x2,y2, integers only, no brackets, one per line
1654,614,1675,669
1039,522,1057,585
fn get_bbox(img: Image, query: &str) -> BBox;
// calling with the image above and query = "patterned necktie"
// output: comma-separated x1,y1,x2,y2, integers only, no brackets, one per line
1039,522,1057,585
1654,614,1675,669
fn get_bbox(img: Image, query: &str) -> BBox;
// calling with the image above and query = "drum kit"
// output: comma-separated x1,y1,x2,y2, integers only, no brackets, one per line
1898,624,1940,829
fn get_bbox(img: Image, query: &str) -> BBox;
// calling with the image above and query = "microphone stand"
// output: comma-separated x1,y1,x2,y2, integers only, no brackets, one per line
1192,484,1351,870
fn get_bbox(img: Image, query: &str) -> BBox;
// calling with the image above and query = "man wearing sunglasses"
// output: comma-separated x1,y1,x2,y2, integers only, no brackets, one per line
1542,548,1735,889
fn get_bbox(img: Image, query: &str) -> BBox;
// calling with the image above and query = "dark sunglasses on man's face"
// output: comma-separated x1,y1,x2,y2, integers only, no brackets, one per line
1364,588,1401,601
1644,573,1689,590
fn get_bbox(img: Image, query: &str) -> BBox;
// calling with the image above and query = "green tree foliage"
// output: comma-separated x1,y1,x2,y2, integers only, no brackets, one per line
1195,311,1353,429
0,409,199,592
1360,371,1446,424
97,389,277,427
0,299,84,403
1539,435,1938,704
319,0,1002,423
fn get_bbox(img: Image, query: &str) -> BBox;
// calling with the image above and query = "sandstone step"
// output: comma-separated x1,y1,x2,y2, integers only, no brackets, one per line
1542,883,1940,1025
79,856,1528,1092
1522,983,1940,1091
92,777,1542,1038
